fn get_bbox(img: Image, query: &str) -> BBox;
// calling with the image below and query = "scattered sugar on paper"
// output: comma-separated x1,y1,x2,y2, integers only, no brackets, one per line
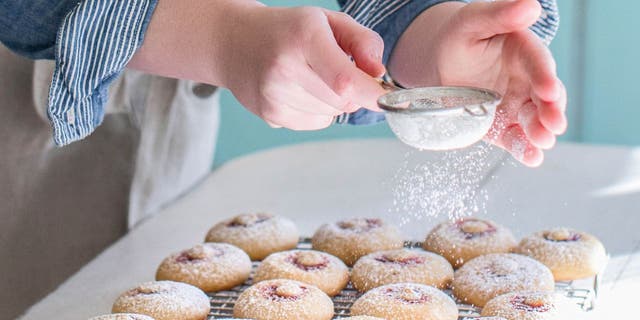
389,142,495,225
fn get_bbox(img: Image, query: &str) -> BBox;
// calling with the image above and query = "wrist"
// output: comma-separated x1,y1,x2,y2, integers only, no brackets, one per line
215,2,270,89
387,1,464,87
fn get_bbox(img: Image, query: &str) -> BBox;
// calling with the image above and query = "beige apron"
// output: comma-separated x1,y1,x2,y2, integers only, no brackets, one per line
0,45,220,318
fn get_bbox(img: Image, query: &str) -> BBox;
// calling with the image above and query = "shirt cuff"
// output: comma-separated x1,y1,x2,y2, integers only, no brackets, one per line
47,0,158,146
531,0,560,46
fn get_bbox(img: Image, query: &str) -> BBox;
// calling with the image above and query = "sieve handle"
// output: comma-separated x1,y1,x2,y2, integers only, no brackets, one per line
379,74,405,92
463,105,489,117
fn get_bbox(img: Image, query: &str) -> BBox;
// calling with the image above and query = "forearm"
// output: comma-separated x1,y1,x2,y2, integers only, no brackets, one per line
128,0,263,87
387,1,464,88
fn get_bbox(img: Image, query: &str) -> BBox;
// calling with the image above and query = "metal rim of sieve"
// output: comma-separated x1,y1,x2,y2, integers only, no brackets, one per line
378,86,502,117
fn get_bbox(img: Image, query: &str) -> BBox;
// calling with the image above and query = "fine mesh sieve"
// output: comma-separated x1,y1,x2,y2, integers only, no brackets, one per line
378,82,502,151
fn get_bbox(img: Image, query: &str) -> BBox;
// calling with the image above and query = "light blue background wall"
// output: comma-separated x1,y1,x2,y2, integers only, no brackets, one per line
214,0,640,166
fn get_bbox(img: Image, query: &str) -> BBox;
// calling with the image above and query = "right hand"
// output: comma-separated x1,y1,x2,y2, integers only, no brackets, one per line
221,6,388,130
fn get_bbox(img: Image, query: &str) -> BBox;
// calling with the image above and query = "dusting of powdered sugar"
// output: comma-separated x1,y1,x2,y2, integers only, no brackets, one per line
88,314,155,320
389,142,495,225
112,281,210,319
451,254,555,307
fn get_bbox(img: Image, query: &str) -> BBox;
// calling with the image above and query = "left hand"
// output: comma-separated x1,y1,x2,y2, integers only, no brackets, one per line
389,0,567,167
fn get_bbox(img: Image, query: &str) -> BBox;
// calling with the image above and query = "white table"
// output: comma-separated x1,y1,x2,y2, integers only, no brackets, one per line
20,139,640,319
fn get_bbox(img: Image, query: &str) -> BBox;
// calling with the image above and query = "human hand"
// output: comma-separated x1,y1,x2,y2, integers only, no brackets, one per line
389,0,567,167
129,1,386,131
221,5,387,130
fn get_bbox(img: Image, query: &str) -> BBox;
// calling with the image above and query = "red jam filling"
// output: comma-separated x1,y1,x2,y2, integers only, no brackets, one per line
261,284,307,301
175,253,199,263
227,214,271,227
286,254,329,271
455,219,496,240
510,295,551,313
175,247,223,263
375,255,425,266
545,233,581,242
338,218,382,232
130,288,160,296
384,287,431,304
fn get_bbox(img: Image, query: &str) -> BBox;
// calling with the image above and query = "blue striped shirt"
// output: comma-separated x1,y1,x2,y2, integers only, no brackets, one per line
0,0,559,146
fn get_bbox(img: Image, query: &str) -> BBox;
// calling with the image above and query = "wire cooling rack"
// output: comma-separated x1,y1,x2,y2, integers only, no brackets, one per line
207,238,599,319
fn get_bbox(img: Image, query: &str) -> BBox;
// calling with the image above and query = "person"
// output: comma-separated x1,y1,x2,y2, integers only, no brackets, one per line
0,0,565,318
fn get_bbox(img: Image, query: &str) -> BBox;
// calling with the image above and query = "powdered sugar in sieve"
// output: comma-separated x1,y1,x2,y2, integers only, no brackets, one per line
378,86,502,151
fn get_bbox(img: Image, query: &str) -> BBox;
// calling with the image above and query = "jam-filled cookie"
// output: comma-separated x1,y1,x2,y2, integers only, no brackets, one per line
312,218,403,266
452,253,554,307
205,213,299,260
351,248,453,292
233,279,334,320
423,218,517,268
88,314,155,320
156,242,251,292
481,291,579,320
515,228,607,281
350,283,458,320
112,281,209,320
254,249,349,296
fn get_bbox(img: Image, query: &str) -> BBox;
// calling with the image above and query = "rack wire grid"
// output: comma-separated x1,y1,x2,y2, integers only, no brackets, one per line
208,238,600,319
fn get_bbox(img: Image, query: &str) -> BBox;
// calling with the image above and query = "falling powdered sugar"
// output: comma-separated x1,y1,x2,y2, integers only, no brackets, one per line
389,142,496,225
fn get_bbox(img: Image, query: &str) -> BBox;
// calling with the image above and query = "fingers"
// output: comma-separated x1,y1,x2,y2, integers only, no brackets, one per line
517,32,568,135
324,10,386,77
261,104,334,131
265,120,282,128
258,79,345,130
284,80,350,116
490,124,544,167
305,19,387,111
515,31,560,102
254,8,384,130
455,0,541,40
518,101,556,149
533,80,567,135
296,67,360,114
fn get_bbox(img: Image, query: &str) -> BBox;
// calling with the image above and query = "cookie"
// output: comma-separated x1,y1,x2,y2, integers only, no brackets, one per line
88,314,155,320
233,279,333,320
350,283,458,320
205,213,299,260
515,228,607,281
351,248,453,292
112,281,209,320
156,242,251,292
254,249,349,296
312,218,403,266
452,253,555,307
423,218,517,268
481,291,579,320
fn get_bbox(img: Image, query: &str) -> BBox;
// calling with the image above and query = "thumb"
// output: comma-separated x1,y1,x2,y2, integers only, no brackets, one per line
324,10,386,77
455,0,541,40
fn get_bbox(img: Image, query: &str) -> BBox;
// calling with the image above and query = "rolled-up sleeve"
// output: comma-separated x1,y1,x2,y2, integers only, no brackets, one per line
0,0,158,146
336,0,560,126
48,0,158,146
